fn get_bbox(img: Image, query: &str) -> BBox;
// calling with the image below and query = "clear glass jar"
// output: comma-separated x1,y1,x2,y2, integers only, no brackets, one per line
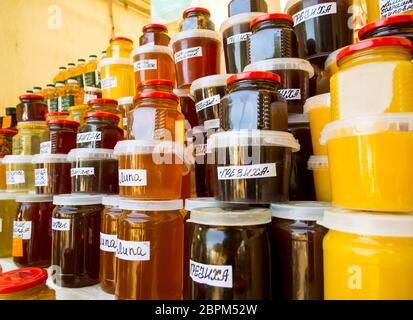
3,155,35,193
47,119,79,154
140,23,171,46
51,194,103,288
13,194,54,268
87,98,124,128
136,79,174,93
106,37,134,59
116,199,184,300
0,268,56,300
180,7,215,31
220,71,288,131
16,94,47,122
129,92,185,144
13,122,49,156
0,129,17,158
77,112,124,149
100,196,121,294
68,104,89,125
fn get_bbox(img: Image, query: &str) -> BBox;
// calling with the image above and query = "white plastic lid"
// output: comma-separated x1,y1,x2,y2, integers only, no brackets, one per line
84,86,102,93
185,197,224,211
0,192,23,200
55,82,65,87
32,154,68,164
67,79,78,85
220,12,267,33
244,58,315,78
319,207,413,237
16,194,53,203
271,201,331,221
102,195,120,207
53,194,103,206
67,148,117,161
132,44,173,58
117,96,134,105
114,140,186,157
208,130,300,152
288,113,309,124
119,199,183,211
170,29,222,48
320,113,413,145
2,155,34,164
189,207,271,226
324,47,345,71
17,121,46,126
303,93,331,114
190,74,233,96
98,57,133,69
307,155,329,170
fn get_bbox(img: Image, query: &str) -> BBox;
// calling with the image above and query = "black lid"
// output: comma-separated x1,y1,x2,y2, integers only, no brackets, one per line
228,0,268,17
5,107,16,116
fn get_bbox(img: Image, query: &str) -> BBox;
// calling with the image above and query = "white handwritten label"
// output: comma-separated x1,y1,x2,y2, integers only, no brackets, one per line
204,118,220,130
52,218,71,231
40,141,52,154
6,170,25,185
279,88,302,101
101,76,117,89
293,2,337,26
116,240,150,261
190,260,233,288
119,169,147,187
77,131,102,144
13,221,32,240
217,163,277,180
195,95,221,113
71,167,95,177
35,168,48,187
174,46,203,63
84,93,98,104
134,59,157,71
100,233,118,252
195,144,207,157
227,32,252,45
380,0,413,17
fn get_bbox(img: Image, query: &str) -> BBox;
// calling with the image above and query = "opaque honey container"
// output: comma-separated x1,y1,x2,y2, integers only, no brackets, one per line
321,208,413,300
307,155,331,202
320,113,413,212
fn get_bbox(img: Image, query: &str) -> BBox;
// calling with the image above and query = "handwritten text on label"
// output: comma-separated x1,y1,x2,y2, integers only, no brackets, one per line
217,163,277,180
190,260,233,288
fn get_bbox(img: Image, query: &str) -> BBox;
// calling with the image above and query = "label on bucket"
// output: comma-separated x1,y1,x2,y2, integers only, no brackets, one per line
13,221,32,240
6,170,25,185
227,32,252,45
217,163,277,180
174,46,203,63
279,88,302,101
71,167,95,177
134,59,157,71
380,0,413,18
195,95,221,112
189,260,233,288
116,240,150,261
292,2,337,26
40,141,52,154
101,76,117,90
77,132,102,144
100,233,117,252
52,218,71,231
35,168,48,187
119,169,147,187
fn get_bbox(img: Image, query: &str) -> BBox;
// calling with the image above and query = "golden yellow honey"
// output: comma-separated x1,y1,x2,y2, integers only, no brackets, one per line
322,208,413,300
366,0,413,23
98,58,135,100
308,156,331,202
304,93,331,155
321,113,413,212
331,45,413,120
3,155,35,193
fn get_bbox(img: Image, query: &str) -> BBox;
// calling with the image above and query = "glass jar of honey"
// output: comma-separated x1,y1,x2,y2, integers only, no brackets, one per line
0,268,56,300
116,199,184,300
67,104,89,125
106,37,134,59
13,122,49,156
0,129,17,158
180,7,215,31
33,154,71,195
140,23,170,46
16,94,47,123
3,155,35,193
45,112,69,122
47,119,80,154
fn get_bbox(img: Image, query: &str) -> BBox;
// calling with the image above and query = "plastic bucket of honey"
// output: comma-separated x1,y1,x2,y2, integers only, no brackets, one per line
307,155,331,202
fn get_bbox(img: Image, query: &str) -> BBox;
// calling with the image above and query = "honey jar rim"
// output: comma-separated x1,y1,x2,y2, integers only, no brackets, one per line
132,44,173,58
190,74,234,96
303,93,331,113
16,194,53,203
358,14,413,40
227,71,281,86
0,268,48,295
119,199,183,211
19,94,45,101
2,155,34,164
182,7,211,17
136,79,174,89
250,13,294,29
169,29,222,48
185,197,225,211
142,23,168,32
32,153,69,164
271,201,331,222
219,12,267,34
97,57,133,69
53,194,103,206
245,58,315,78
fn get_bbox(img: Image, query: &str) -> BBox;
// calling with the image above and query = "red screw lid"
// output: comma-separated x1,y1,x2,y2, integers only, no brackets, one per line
110,37,133,44
227,71,281,86
84,111,120,120
136,79,174,89
19,94,45,101
0,129,18,135
143,23,168,32
87,98,118,106
134,91,179,102
46,112,69,117
250,13,294,29
47,119,80,127
359,14,413,39
183,7,210,17
336,36,413,63
0,268,48,294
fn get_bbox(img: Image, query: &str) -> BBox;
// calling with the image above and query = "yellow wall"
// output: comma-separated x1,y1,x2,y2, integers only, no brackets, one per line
0,0,150,112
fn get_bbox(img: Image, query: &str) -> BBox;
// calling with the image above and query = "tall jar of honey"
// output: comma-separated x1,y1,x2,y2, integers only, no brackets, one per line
106,37,134,59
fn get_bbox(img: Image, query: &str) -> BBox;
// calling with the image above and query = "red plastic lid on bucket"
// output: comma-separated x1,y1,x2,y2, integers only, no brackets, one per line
0,268,48,294
227,71,281,85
